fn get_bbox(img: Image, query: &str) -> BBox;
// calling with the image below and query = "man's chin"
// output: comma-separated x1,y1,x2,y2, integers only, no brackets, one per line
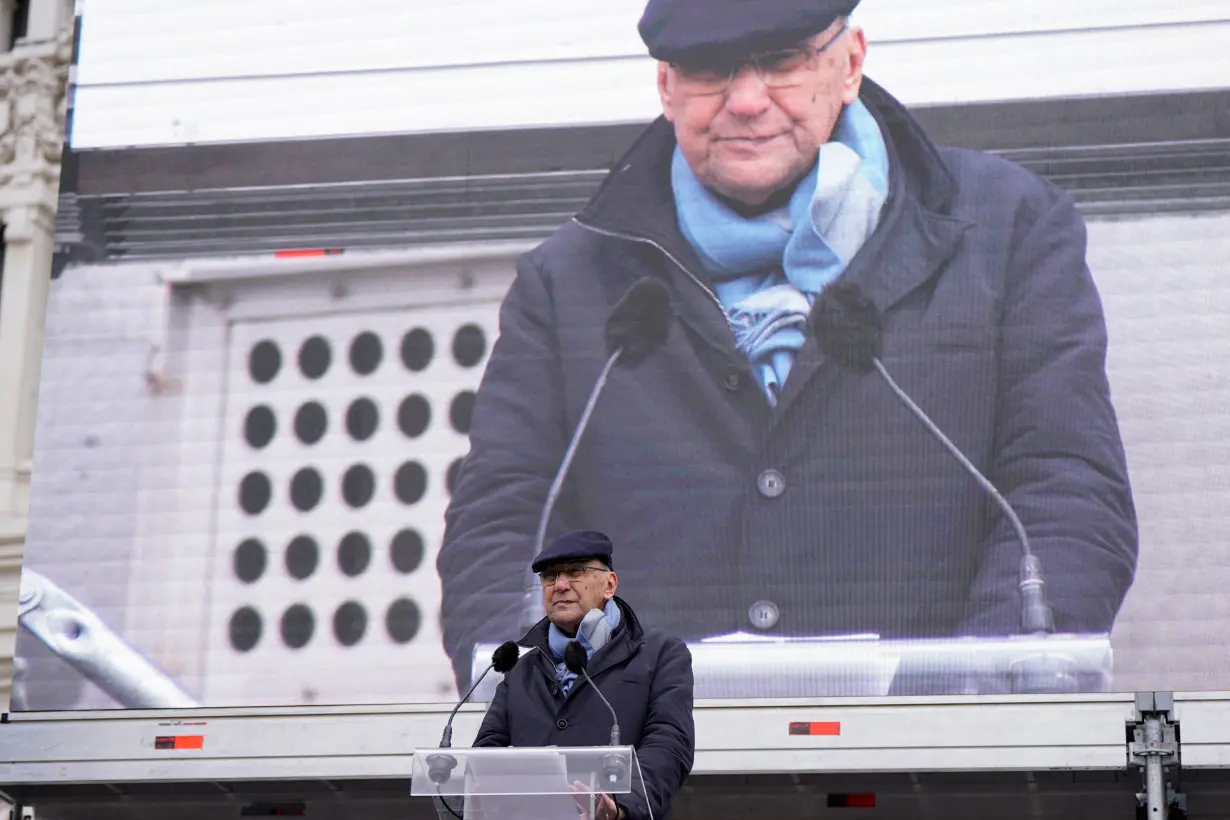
710,166,796,207
550,603,581,626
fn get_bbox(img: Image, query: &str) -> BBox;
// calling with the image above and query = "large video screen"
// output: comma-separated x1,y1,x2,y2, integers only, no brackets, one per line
12,4,1230,711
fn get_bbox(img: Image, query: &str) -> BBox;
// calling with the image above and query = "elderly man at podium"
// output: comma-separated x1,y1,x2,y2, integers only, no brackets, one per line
472,530,695,820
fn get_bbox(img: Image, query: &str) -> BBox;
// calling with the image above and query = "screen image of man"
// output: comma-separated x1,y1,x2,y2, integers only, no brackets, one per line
472,530,696,820
438,0,1139,694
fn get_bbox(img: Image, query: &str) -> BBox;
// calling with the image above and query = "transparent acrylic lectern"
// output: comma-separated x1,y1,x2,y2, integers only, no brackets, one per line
411,745,645,820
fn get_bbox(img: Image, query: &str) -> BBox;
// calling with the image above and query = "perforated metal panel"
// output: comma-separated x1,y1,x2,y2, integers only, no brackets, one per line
202,303,498,706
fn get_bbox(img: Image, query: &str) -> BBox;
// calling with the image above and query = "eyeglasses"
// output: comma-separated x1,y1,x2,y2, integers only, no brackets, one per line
669,24,849,96
539,566,610,586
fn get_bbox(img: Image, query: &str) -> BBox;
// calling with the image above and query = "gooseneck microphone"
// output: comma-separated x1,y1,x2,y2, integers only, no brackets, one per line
563,642,621,746
810,280,1057,637
564,642,629,790
520,278,673,633
427,640,523,785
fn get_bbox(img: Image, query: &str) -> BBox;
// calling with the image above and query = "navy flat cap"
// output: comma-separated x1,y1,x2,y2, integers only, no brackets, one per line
639,0,860,62
532,530,615,573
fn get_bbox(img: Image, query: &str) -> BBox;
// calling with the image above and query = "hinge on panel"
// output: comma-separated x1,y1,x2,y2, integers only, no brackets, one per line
144,274,182,396
1128,692,1186,820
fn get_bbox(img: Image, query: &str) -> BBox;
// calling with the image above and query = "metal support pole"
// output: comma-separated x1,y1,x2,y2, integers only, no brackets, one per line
1142,715,1167,817
1129,692,1183,820
17,570,200,709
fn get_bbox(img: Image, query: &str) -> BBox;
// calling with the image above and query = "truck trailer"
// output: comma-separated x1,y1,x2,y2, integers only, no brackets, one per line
5,1,1230,817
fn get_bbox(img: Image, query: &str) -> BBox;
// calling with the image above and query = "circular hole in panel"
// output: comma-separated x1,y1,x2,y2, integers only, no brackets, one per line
394,461,428,505
349,330,384,376
400,328,434,372
333,601,368,647
294,401,328,445
390,529,425,574
280,604,315,650
338,531,372,577
239,472,272,516
233,538,267,584
345,397,380,442
248,340,282,384
397,394,431,438
342,464,376,508
298,335,332,380
452,324,487,368
244,405,277,449
286,535,320,580
449,391,475,434
229,606,262,652
446,457,463,496
290,467,324,512
386,598,422,644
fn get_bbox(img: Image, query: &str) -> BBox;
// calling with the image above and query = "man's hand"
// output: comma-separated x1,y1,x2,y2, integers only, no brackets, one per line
593,793,622,820
571,782,625,820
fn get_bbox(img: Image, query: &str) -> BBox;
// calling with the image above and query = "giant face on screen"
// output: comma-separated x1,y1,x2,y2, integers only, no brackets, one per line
14,0,1230,711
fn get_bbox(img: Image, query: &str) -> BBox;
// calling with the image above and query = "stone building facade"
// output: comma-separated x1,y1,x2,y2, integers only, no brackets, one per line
0,0,72,710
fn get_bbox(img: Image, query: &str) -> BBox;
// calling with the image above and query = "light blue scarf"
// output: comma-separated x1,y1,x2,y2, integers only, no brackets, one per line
672,99,890,405
548,598,621,697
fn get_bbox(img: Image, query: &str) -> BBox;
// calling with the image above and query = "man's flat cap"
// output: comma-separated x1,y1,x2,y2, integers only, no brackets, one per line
532,530,615,573
638,0,860,62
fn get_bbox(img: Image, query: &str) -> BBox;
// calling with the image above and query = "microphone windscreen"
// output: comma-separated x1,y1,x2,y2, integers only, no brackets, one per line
563,641,589,674
604,277,672,366
811,279,883,374
491,641,521,673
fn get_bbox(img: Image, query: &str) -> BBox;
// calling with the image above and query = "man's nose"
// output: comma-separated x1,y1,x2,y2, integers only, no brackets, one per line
723,66,773,117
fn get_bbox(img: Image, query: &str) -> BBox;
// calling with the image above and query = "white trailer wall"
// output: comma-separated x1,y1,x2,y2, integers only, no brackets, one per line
68,0,1230,149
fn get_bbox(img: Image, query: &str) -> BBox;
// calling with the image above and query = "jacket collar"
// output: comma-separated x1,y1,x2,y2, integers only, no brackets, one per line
522,595,645,648
575,77,958,252
572,78,973,423
521,596,645,683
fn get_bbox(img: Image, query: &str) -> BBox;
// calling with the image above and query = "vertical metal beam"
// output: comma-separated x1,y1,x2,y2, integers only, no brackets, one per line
1142,715,1168,817
1129,692,1182,819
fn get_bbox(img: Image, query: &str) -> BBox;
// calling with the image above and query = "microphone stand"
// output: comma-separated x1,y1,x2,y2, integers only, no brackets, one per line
865,357,1077,694
520,346,625,634
518,275,671,637
576,667,629,792
429,645,522,786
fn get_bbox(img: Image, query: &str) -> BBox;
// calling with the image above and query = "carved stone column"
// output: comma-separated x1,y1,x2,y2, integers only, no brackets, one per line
0,27,71,710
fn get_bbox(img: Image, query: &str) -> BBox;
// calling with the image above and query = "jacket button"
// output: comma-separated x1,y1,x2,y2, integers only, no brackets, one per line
551,685,560,696
724,370,744,391
749,600,780,630
556,718,569,730
757,469,785,498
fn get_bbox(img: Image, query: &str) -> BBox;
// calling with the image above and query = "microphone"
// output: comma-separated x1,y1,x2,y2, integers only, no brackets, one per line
810,280,1058,638
564,642,629,788
520,278,673,632
603,277,674,368
428,640,523,784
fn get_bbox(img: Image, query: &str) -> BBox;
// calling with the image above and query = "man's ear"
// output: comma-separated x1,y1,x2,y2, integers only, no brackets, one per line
842,26,867,104
657,62,676,122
